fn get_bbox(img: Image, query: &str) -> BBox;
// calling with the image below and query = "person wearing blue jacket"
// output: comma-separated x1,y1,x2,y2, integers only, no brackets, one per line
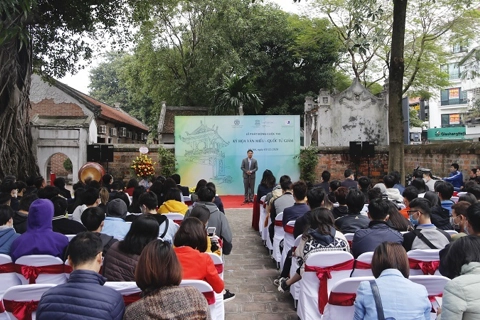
0,205,20,255
353,242,431,320
444,163,464,191
37,232,125,320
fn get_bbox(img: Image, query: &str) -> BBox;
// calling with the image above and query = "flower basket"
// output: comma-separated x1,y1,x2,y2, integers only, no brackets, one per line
131,154,156,179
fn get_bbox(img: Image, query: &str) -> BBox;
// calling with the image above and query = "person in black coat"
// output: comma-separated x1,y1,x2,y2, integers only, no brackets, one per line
51,196,86,235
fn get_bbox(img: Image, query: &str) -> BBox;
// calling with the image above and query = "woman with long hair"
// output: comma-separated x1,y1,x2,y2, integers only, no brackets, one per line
124,240,211,320
353,242,431,319
173,217,224,294
276,207,350,292
256,170,276,203
103,215,159,281
385,201,412,231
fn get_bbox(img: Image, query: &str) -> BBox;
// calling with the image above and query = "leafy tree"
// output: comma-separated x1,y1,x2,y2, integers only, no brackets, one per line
0,0,128,179
213,75,263,115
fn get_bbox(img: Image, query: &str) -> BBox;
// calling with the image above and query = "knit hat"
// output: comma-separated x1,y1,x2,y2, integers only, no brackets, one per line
107,198,128,219
373,183,387,194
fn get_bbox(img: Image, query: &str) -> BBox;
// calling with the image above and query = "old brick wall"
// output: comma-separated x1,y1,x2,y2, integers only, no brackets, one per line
312,143,480,184
31,99,85,118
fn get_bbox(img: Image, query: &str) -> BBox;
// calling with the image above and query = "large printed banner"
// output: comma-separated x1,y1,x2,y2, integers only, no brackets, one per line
175,115,301,195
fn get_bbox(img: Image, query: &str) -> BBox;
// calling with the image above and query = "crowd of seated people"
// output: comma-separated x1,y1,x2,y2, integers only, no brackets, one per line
3,161,480,318
0,172,237,318
256,166,480,320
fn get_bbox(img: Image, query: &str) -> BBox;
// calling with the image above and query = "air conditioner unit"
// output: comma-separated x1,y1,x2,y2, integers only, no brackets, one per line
110,128,117,137
119,127,127,137
127,131,132,139
98,125,107,135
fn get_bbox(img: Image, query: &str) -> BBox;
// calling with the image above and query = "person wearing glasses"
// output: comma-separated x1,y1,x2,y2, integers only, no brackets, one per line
37,232,125,320
402,198,451,251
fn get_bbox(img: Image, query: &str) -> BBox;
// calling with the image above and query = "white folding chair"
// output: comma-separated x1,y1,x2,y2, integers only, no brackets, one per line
180,279,222,320
351,252,374,277
15,255,67,285
297,251,354,320
183,195,193,206
163,212,185,225
0,255,21,319
280,220,295,270
289,235,302,307
3,284,56,320
321,276,375,320
259,195,267,237
272,212,284,269
450,196,459,204
409,275,450,320
407,249,441,276
104,281,142,306
444,230,458,236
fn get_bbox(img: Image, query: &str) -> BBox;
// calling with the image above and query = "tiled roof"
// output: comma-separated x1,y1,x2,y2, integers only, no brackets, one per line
53,80,149,132
163,106,208,134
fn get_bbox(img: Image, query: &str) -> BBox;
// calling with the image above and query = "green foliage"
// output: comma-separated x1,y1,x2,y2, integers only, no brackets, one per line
213,75,263,115
297,146,319,185
409,109,424,128
158,147,177,177
63,158,73,172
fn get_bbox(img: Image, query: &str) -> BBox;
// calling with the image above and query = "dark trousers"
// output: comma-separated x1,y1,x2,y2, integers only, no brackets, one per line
243,175,255,201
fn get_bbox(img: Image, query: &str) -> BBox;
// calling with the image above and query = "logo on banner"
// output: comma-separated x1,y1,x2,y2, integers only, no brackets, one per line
285,120,292,125
255,120,260,126
234,119,240,125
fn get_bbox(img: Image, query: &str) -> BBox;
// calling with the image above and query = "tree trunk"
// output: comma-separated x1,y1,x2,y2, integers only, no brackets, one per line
388,0,408,185
0,36,39,180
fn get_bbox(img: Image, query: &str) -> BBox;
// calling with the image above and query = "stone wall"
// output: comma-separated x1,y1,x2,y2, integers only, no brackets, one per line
311,142,480,184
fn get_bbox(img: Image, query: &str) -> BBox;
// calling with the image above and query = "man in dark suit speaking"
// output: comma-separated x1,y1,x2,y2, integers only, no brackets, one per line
241,149,258,203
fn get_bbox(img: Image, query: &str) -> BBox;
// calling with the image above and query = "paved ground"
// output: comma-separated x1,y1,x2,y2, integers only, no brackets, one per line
223,208,298,320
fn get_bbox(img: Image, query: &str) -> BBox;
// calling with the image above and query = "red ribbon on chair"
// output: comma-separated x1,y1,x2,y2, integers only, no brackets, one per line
428,294,443,312
304,259,354,314
0,263,15,273
174,220,183,225
328,292,356,306
202,291,216,305
274,220,283,227
0,301,5,313
214,263,223,274
15,264,66,284
3,299,39,320
284,225,294,234
408,259,439,275
123,293,142,305
354,261,371,270
252,195,260,231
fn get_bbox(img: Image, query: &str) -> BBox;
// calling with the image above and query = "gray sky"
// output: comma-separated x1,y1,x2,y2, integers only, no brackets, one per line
60,0,309,93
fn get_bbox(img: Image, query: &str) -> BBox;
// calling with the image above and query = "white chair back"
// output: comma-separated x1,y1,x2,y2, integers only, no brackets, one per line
444,230,458,236
450,196,459,203
0,255,21,299
65,234,76,241
272,212,284,268
15,255,67,285
322,276,375,320
180,280,223,320
407,249,441,276
409,275,450,320
343,233,354,247
207,253,224,280
289,235,303,306
104,281,142,306
259,195,267,237
3,284,56,320
297,251,354,320
280,220,295,270
164,213,184,225
351,252,374,277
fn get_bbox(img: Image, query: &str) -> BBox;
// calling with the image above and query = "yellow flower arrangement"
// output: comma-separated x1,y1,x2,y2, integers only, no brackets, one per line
131,154,156,179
